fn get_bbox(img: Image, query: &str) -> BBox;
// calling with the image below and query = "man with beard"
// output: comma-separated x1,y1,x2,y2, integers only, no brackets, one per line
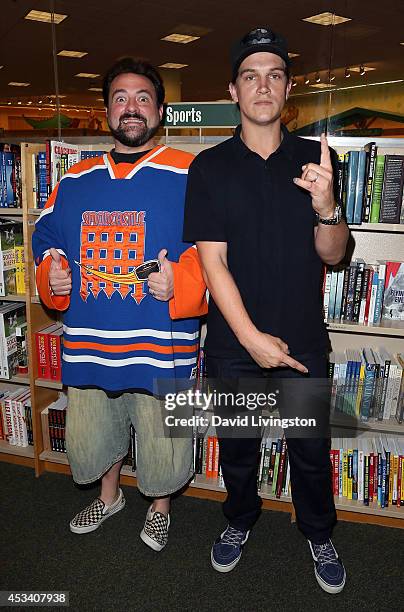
32,58,207,550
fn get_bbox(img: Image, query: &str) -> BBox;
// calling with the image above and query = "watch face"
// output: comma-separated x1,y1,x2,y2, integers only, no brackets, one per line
135,259,160,280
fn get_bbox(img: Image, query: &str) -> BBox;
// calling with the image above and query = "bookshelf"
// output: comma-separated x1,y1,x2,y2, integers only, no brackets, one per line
0,136,402,529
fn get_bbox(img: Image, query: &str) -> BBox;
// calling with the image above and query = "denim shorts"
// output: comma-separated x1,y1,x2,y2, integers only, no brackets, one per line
66,387,194,496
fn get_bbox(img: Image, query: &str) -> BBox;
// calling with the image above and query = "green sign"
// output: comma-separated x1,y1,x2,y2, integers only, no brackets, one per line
163,102,240,128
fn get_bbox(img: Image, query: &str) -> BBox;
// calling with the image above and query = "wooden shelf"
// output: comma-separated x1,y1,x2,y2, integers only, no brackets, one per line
327,320,404,336
0,375,29,386
0,294,27,302
334,497,402,519
348,223,404,233
331,414,403,434
0,208,23,217
35,378,63,390
28,209,41,216
0,439,34,458
39,450,68,464
31,296,41,304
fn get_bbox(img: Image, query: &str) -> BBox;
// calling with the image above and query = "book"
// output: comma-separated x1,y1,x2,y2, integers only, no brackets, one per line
379,155,404,224
369,155,386,223
381,261,404,321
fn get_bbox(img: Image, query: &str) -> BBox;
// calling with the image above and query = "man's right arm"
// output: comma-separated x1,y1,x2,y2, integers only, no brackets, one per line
32,183,71,310
197,241,307,373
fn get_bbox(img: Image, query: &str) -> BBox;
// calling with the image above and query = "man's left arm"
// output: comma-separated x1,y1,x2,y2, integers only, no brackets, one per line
147,246,208,318
293,133,349,265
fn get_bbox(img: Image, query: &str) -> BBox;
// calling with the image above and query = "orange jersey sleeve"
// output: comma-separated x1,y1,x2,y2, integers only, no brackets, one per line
169,246,208,319
36,255,70,311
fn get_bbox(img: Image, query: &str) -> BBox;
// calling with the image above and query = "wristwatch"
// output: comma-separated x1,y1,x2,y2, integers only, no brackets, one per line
317,204,342,225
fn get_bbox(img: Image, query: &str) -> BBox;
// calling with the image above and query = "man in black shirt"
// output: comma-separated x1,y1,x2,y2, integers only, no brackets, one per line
184,27,349,593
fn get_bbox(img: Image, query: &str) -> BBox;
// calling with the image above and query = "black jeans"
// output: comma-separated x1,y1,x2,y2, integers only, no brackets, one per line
206,352,337,544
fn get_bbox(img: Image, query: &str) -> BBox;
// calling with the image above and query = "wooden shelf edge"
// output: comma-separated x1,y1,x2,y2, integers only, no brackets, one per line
327,321,404,336
0,294,27,302
0,440,34,458
35,378,63,390
0,452,35,468
348,223,404,233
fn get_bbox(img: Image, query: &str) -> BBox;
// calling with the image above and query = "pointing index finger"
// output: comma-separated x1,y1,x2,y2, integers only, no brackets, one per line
320,132,332,170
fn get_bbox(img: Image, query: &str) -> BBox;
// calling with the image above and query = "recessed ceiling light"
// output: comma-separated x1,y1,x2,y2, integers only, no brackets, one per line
75,73,100,78
8,82,30,87
315,73,321,83
304,76,310,85
96,98,104,102
159,63,188,69
309,83,336,88
88,87,102,91
400,42,404,45
17,101,22,104
303,12,351,26
288,52,300,58
25,10,67,24
0,66,3,70
350,65,375,72
58,50,88,58
161,34,200,44
7,101,11,105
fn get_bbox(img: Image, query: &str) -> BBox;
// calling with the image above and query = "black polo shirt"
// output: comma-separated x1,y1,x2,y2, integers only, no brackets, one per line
183,125,332,359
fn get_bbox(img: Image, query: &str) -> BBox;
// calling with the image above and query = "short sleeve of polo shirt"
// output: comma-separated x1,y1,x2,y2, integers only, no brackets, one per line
183,157,227,243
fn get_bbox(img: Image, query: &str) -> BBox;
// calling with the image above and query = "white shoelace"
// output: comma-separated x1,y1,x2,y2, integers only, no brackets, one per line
313,543,339,565
221,527,246,547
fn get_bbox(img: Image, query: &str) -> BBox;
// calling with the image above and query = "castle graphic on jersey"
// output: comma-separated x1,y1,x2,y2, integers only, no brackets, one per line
77,210,147,304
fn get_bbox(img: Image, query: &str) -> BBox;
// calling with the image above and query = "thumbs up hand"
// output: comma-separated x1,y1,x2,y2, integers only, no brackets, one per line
49,248,72,295
147,249,174,301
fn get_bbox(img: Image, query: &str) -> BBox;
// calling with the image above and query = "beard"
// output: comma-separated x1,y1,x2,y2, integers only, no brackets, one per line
108,112,160,148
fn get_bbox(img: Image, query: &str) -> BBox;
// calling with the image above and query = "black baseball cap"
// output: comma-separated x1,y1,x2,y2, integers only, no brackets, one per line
231,27,290,81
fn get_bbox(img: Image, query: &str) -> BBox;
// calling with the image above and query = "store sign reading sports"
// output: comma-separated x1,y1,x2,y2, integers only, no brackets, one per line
164,102,240,127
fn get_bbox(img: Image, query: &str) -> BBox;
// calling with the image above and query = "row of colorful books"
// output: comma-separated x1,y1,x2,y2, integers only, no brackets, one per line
329,349,403,423
35,322,63,381
323,259,404,325
0,219,25,296
0,144,22,208
331,436,404,507
338,144,404,225
193,430,404,508
0,387,33,446
0,302,28,379
33,141,106,208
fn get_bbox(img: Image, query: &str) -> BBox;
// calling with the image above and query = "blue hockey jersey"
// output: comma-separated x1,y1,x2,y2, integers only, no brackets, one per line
32,145,205,393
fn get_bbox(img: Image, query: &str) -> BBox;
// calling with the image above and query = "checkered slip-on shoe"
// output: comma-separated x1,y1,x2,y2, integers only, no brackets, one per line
140,505,170,552
69,488,125,534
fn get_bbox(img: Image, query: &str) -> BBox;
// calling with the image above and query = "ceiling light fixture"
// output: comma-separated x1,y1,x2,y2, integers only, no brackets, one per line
291,78,297,87
58,50,88,58
345,67,351,78
304,76,310,85
302,12,351,26
88,87,102,92
359,65,366,76
288,52,300,58
159,63,188,69
25,10,67,24
315,73,321,83
8,82,30,87
329,73,336,82
161,34,200,44
350,65,375,73
75,73,100,78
